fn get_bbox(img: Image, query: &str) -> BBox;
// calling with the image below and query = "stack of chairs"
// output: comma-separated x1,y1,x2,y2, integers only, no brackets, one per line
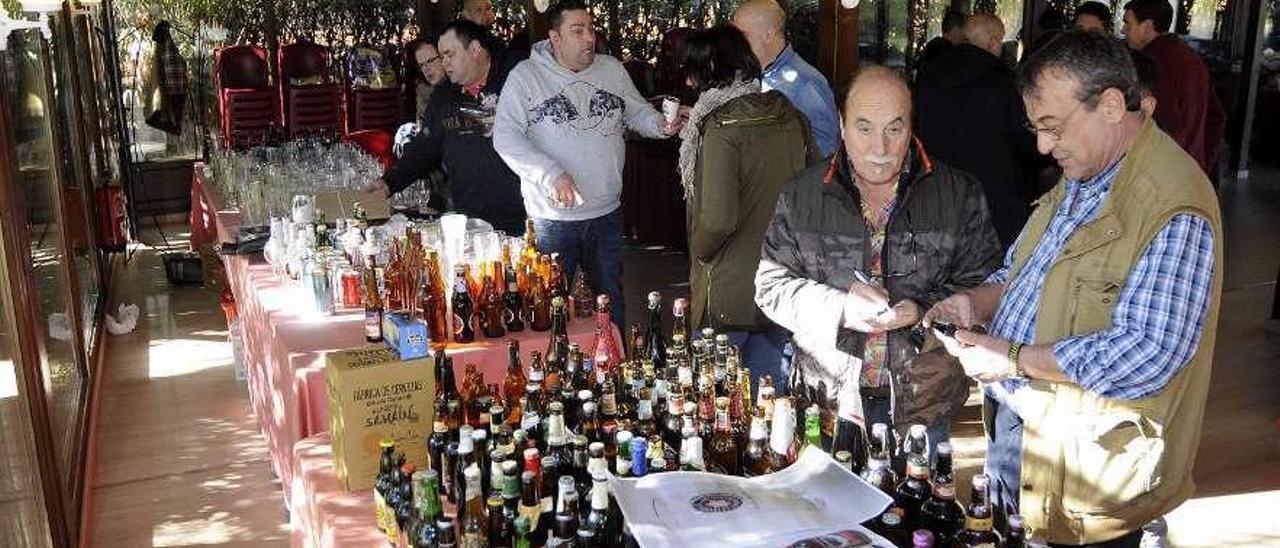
346,45,405,133
214,45,276,149
278,41,343,139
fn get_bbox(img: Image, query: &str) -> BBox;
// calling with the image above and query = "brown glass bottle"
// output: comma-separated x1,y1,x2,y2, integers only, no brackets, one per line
708,397,742,476
481,275,506,338
920,441,964,544
895,424,932,529
363,254,384,343
954,474,1002,548
451,265,475,343
528,273,552,332
743,407,771,476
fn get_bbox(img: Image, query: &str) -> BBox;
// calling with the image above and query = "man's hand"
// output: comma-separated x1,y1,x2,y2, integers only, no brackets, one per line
363,178,390,199
939,329,1012,383
858,299,922,333
923,292,979,329
842,281,891,331
549,172,580,209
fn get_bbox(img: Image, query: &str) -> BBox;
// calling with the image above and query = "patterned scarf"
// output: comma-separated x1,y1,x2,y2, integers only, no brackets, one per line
678,78,761,199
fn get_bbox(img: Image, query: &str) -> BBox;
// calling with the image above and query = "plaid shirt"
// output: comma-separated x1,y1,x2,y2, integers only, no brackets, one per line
985,158,1215,401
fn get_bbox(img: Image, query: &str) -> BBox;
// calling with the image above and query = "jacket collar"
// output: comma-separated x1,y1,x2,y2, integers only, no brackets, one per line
824,136,934,192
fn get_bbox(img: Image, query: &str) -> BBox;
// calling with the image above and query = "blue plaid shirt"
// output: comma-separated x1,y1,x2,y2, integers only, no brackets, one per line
985,158,1215,401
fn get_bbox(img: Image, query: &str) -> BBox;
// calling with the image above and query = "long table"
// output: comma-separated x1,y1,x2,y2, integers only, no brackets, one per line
190,166,601,519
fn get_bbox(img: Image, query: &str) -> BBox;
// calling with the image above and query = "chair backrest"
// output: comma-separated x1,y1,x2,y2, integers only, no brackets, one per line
216,45,269,90
281,41,331,85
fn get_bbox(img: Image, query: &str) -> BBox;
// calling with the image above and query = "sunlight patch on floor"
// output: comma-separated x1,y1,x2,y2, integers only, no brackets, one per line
1167,490,1280,547
148,338,232,379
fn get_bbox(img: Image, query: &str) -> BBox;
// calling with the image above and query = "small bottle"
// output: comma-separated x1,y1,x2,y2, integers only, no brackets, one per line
895,424,931,529
1005,514,1028,548
954,474,1002,547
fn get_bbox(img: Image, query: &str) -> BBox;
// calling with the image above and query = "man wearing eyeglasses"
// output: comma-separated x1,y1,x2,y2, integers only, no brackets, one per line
755,66,1002,457
926,32,1220,546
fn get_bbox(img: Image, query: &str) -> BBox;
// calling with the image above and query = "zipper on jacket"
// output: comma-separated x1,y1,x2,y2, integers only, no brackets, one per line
716,114,785,127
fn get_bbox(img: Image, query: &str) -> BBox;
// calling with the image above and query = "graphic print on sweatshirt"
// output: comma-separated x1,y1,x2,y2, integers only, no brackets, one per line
529,81,625,136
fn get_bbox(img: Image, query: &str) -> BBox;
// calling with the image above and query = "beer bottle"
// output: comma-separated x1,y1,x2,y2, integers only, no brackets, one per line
867,507,909,547
451,266,476,343
413,470,443,548
504,340,527,423
429,416,449,484
548,256,568,302
443,442,460,505
481,275,506,338
644,292,666,369
709,397,742,476
954,474,1002,547
547,297,571,366
374,439,396,535
384,461,409,544
425,250,450,349
864,423,897,489
768,397,797,471
438,518,458,548
803,405,822,450
590,295,623,374
517,471,546,546
580,400,601,445
830,394,869,476
514,516,532,548
571,435,592,502
756,376,775,421
522,220,538,262
912,529,936,548
364,254,384,343
461,465,487,548
670,298,690,353
528,273,552,332
585,471,612,541
547,514,578,548
1005,514,1027,548
680,427,706,471
920,442,963,544
896,424,932,528
455,429,476,523
744,406,771,476
503,266,525,332
487,495,511,548
613,431,633,478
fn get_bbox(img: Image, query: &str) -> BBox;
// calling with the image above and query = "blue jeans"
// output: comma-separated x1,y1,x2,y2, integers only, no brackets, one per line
983,387,1023,531
534,208,625,328
722,326,793,397
862,392,951,471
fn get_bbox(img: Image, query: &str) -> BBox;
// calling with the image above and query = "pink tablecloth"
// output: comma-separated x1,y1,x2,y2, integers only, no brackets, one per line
289,433,384,548
192,167,601,511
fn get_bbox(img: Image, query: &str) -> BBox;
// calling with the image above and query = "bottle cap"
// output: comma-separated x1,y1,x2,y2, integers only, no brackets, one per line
912,529,935,547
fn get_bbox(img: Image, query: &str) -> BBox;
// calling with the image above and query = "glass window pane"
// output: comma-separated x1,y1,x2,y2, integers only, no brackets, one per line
5,26,85,515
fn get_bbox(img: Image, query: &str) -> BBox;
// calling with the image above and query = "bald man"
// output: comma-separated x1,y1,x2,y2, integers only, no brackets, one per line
755,66,1001,457
733,0,840,157
463,0,497,27
914,13,1043,249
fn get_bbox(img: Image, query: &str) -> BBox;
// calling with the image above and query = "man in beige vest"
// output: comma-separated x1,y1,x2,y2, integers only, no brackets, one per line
925,31,1222,547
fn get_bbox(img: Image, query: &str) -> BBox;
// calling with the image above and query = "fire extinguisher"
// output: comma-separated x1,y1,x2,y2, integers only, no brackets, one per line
96,186,128,252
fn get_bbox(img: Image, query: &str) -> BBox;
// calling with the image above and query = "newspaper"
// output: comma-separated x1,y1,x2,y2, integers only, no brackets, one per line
609,446,896,548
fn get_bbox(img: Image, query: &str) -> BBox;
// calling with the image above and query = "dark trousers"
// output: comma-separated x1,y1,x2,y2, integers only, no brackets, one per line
534,208,625,328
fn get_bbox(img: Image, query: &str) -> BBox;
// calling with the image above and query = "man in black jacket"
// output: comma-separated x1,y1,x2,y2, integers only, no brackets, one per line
914,13,1043,249
364,20,527,235
755,67,1002,455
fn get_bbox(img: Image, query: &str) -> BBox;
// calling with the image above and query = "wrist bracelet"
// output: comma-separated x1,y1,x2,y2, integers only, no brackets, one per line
1007,342,1026,379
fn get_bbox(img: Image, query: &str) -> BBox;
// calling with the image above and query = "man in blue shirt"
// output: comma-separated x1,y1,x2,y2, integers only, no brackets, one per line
733,0,841,158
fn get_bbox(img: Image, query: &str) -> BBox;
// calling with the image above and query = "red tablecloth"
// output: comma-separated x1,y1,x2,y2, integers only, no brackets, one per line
191,166,604,512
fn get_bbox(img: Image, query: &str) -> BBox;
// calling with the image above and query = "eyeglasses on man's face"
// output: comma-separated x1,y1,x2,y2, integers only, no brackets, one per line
1024,100,1086,141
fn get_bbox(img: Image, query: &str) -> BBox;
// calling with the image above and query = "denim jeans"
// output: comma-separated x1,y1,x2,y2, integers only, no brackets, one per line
721,325,794,397
862,392,951,472
533,208,625,328
983,388,1024,531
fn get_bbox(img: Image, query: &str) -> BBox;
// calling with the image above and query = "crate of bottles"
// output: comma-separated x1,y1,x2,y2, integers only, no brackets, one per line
326,345,435,491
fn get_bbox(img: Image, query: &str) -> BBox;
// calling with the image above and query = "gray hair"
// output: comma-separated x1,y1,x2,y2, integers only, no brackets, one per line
1015,30,1141,112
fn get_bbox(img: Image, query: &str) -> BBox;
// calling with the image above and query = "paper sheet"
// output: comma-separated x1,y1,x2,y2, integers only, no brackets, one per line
609,446,896,548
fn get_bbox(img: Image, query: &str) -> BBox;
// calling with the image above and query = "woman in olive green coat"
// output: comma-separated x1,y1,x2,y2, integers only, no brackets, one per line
678,25,817,391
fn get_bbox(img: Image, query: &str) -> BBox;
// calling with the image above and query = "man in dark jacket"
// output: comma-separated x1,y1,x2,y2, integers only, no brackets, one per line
364,20,527,235
755,67,1002,452
915,10,966,76
914,14,1043,249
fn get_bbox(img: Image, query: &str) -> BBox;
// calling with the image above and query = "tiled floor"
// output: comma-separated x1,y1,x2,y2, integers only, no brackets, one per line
87,164,1280,546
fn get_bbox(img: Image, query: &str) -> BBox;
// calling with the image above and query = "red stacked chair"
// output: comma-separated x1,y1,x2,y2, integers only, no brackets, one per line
215,45,276,149
346,46,405,133
278,41,344,139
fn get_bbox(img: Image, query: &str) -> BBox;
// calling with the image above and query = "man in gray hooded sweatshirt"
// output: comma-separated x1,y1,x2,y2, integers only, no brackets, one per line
494,0,682,327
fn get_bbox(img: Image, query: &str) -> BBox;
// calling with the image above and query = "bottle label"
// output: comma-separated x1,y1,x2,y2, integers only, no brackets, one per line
517,503,541,532
637,401,653,421
365,309,382,338
906,460,930,479
601,392,618,415
965,515,994,532
453,313,468,335
616,458,631,476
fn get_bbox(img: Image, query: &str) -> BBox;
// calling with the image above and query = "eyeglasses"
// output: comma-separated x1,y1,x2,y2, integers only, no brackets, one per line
418,56,441,69
1024,101,1085,141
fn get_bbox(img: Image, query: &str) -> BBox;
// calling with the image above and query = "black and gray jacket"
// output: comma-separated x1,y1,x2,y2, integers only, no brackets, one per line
754,140,1002,427
384,47,528,235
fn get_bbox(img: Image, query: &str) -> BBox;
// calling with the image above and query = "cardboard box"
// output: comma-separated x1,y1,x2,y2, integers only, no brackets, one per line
382,312,431,360
326,345,435,491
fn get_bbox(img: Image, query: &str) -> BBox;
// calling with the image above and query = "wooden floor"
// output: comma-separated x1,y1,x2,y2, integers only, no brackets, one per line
86,168,1280,546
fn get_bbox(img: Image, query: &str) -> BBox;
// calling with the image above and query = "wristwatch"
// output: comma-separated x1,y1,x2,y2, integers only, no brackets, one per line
1007,342,1028,379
